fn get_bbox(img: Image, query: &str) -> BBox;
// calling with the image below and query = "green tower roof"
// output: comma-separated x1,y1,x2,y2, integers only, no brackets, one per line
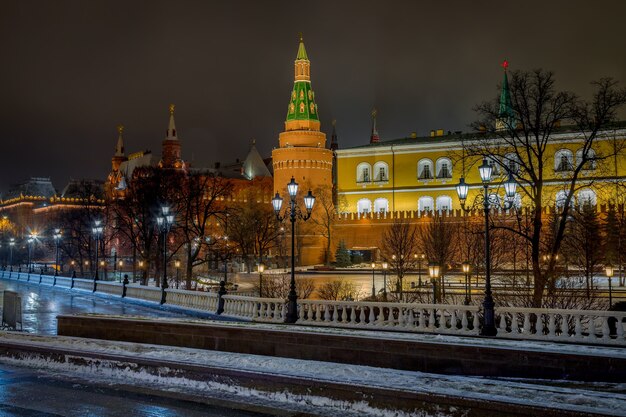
296,39,308,60
499,62,514,120
285,39,319,123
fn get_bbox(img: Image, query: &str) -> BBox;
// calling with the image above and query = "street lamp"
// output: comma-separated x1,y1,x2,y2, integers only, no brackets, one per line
462,261,471,305
415,253,425,286
371,262,376,298
428,262,440,303
157,205,175,304
258,263,265,297
53,229,62,276
175,260,181,289
456,159,517,337
118,260,123,282
9,238,15,268
27,234,36,273
272,177,315,323
606,264,614,306
92,220,103,291
382,261,388,301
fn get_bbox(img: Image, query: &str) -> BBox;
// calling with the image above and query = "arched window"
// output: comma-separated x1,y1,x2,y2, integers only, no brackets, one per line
487,193,500,208
373,161,389,182
511,193,522,209
417,159,434,180
577,189,597,207
436,195,452,212
436,158,453,179
418,196,434,212
487,156,501,176
576,148,597,170
504,153,520,174
357,198,372,214
554,149,573,172
555,190,571,208
373,198,389,213
356,162,372,183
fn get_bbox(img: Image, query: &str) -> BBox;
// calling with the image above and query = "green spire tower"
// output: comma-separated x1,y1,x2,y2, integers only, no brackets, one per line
285,35,320,130
496,60,515,131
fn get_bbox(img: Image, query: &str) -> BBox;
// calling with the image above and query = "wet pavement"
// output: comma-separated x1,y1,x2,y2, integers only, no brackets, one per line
0,363,278,417
0,279,197,335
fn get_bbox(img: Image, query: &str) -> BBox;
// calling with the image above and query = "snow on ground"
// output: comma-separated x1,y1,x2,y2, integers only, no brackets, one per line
0,331,625,417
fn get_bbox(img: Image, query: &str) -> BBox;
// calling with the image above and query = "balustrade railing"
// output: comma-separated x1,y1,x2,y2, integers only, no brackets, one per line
222,295,285,323
298,300,480,335
496,306,626,345
2,270,624,346
166,288,218,311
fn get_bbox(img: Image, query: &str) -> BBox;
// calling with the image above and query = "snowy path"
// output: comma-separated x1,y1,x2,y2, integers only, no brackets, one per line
0,332,624,417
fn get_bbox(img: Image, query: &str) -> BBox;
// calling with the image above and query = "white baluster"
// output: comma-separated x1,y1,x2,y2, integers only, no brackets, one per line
601,316,610,341
548,313,556,338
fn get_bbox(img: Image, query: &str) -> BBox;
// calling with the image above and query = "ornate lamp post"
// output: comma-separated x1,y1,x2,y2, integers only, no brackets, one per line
272,177,315,323
91,220,103,291
456,158,518,336
462,261,471,305
382,261,388,301
157,205,175,304
258,263,265,297
53,229,62,276
371,262,376,298
9,238,15,268
606,264,614,306
428,262,440,303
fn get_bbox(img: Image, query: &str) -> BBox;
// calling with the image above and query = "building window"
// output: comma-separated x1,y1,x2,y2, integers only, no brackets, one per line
418,159,434,180
373,162,389,182
555,149,573,172
487,157,500,176
577,189,597,207
576,148,597,170
436,196,452,212
418,196,434,212
505,153,519,174
436,158,453,179
374,198,389,213
356,163,372,183
357,198,372,214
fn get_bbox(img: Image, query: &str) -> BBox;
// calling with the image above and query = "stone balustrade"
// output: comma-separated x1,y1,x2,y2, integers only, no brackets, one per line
1,268,623,345
222,295,285,323
298,300,480,335
496,306,626,345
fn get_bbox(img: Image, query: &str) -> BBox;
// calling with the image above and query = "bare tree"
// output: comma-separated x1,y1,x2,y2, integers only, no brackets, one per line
418,214,458,301
380,218,419,300
470,70,626,307
256,274,316,299
317,280,363,301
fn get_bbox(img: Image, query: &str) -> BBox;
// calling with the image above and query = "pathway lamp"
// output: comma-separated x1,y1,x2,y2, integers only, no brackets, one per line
27,235,35,273
371,262,376,298
456,159,518,337
157,205,175,304
92,220,103,291
9,238,15,267
462,261,471,305
428,262,440,303
606,264,614,306
272,177,315,323
382,261,388,301
53,229,62,276
175,260,181,289
258,263,265,297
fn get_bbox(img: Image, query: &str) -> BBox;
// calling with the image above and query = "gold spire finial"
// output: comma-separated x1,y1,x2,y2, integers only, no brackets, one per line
298,32,303,42
251,138,256,145
371,108,378,119
169,103,175,114
332,119,337,127
117,124,124,134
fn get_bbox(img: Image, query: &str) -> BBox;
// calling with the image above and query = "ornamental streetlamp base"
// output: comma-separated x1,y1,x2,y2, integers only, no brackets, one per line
285,294,298,324
480,297,498,337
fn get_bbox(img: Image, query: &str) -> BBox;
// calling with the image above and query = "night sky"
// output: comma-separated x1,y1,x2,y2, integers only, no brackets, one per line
1,0,625,192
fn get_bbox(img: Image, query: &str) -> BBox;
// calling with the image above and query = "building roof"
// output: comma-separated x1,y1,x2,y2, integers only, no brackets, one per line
4,177,57,200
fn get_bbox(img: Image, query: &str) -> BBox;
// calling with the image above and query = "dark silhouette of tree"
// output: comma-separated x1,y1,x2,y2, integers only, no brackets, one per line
381,218,419,301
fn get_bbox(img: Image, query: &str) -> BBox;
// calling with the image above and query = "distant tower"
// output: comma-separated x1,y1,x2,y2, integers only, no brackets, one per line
160,104,185,169
496,60,514,131
370,108,380,144
106,124,128,198
272,35,334,265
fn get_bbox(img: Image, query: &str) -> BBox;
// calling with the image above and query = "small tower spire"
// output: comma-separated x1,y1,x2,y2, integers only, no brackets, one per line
496,60,514,131
167,103,177,139
370,108,380,144
115,124,125,156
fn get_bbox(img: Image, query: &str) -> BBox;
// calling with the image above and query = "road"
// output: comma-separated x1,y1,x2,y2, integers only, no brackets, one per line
0,279,196,335
0,363,283,417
